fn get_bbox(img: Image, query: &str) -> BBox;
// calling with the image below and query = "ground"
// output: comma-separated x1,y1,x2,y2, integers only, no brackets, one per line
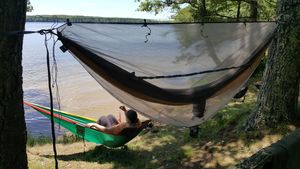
27,123,295,169
27,86,298,169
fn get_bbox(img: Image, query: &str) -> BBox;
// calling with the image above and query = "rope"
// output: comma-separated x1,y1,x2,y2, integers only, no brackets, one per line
51,35,62,129
142,19,151,43
137,64,250,80
4,26,62,168
0,28,58,36
44,31,59,169
0,30,39,36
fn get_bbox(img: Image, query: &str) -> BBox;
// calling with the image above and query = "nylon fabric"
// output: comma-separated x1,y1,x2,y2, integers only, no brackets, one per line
25,102,141,148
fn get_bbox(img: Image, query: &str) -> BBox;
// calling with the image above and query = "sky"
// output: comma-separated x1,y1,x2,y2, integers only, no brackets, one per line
28,0,173,20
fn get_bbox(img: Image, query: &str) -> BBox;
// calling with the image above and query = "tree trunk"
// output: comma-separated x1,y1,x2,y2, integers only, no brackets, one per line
0,0,28,168
236,0,241,21
199,0,207,21
249,0,258,21
237,128,300,169
244,0,300,130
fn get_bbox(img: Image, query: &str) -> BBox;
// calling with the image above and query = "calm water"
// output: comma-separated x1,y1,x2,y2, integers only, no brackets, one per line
23,22,121,137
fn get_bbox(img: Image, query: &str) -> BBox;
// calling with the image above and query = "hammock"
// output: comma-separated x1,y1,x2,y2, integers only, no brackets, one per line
24,102,150,148
56,22,276,127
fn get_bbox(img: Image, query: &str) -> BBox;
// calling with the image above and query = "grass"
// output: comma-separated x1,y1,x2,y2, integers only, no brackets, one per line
27,133,82,147
27,84,299,169
27,135,52,147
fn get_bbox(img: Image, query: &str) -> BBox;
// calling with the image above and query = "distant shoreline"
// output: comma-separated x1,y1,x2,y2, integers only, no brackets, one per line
26,15,169,23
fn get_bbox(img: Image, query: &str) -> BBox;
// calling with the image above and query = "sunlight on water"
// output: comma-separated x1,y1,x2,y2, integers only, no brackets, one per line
23,22,122,137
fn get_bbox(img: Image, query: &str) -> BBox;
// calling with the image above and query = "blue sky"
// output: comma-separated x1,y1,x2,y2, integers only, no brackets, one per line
28,0,173,20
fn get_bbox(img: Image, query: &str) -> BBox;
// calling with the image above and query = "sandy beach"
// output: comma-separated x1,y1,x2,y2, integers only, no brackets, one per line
59,80,123,120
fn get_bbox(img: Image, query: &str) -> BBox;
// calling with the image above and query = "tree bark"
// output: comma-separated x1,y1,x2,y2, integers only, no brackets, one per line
244,0,300,130
0,0,28,168
236,0,241,21
249,0,258,21
237,128,300,169
199,0,207,21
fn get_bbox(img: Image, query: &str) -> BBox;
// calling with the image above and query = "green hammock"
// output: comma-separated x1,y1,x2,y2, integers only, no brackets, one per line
24,102,150,148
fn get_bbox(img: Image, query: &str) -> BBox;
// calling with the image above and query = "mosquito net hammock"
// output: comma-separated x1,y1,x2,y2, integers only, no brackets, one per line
56,22,276,127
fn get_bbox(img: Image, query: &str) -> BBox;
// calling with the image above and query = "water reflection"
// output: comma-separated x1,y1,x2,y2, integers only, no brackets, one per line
24,89,65,137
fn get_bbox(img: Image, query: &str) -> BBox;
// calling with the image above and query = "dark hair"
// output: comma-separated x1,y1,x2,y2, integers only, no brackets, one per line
125,109,138,124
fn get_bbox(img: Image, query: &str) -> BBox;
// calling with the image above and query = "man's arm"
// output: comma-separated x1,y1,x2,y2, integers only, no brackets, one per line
85,123,108,133
118,106,128,123
119,106,127,112
86,122,126,135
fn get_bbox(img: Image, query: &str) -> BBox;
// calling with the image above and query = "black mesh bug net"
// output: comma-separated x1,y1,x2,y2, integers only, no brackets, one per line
57,22,276,127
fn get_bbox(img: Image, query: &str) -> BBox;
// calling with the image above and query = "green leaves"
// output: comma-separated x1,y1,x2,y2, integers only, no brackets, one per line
136,0,277,22
27,0,33,12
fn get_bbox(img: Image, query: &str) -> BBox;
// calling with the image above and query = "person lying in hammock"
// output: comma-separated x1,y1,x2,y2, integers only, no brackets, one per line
85,106,141,135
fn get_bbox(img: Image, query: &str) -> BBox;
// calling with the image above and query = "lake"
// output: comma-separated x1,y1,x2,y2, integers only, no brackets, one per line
23,22,121,137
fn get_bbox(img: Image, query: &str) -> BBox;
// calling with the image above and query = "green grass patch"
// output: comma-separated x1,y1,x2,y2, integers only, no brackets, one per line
27,135,52,147
198,90,256,141
27,134,83,147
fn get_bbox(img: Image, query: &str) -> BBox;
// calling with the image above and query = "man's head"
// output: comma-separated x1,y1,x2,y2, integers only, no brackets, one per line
125,109,138,124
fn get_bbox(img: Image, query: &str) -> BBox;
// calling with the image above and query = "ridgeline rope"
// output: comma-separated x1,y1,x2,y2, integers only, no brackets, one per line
136,64,250,80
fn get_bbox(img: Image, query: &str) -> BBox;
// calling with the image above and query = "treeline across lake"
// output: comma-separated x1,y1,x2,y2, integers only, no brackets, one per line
26,15,165,23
